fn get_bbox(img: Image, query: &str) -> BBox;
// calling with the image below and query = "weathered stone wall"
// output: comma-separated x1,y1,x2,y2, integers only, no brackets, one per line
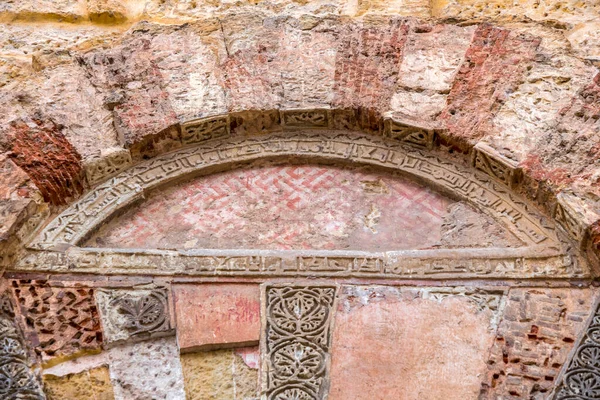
0,0,598,269
0,0,598,398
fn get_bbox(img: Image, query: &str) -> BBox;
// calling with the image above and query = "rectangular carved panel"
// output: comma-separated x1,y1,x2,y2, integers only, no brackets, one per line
11,280,103,365
96,287,172,346
263,285,336,400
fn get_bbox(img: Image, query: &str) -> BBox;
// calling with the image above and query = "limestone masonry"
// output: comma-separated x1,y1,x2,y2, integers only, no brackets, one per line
0,0,599,399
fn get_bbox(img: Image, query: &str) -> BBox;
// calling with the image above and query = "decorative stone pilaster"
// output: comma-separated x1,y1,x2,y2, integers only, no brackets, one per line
0,294,45,399
263,285,336,400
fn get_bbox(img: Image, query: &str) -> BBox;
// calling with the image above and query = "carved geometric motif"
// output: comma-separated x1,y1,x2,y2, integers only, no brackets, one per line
181,115,229,145
383,118,436,149
96,288,172,345
0,293,45,399
11,280,103,363
554,301,600,399
281,109,330,128
472,142,520,188
264,286,336,400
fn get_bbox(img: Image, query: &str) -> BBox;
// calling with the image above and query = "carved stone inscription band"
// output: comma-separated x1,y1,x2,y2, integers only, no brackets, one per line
264,286,336,400
32,132,560,249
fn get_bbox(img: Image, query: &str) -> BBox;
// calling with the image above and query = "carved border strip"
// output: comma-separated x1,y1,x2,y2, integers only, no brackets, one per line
13,246,584,279
0,294,45,399
553,299,600,399
262,285,337,400
31,132,562,250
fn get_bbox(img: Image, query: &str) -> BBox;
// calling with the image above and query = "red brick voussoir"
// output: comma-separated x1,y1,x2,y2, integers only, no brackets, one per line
6,117,84,205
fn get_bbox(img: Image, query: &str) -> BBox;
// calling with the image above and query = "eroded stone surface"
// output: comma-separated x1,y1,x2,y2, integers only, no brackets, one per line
480,288,595,399
11,280,103,366
180,348,258,400
440,202,523,248
96,287,172,345
329,286,499,400
107,337,186,400
174,284,260,352
43,366,114,400
439,24,540,147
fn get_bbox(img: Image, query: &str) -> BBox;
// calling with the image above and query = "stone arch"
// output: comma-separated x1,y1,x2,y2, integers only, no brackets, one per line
14,119,588,281
0,7,598,398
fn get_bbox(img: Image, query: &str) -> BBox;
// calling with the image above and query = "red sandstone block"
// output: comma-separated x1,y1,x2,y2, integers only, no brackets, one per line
329,286,495,400
173,284,260,352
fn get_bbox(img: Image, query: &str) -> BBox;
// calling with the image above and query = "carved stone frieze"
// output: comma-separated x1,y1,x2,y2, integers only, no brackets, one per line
472,142,521,188
84,147,132,186
281,109,330,128
263,286,336,400
96,287,172,345
181,115,230,145
30,132,563,250
0,293,45,400
14,246,583,279
554,300,600,399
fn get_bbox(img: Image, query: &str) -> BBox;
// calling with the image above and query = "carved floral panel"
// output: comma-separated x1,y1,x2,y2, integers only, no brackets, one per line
96,288,172,345
264,285,336,400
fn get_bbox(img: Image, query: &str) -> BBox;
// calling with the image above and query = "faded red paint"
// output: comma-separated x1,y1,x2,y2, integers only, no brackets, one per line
173,284,261,352
87,163,455,251
7,118,83,205
439,24,540,145
520,154,575,188
329,286,495,400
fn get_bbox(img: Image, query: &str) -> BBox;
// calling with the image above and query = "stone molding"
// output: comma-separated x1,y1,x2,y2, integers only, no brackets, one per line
14,246,583,280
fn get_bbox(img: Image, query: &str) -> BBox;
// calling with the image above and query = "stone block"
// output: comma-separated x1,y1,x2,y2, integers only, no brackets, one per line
84,147,132,187
96,287,173,346
480,288,595,398
398,23,475,92
107,337,186,400
438,25,540,146
180,348,258,400
328,286,499,400
43,366,115,400
11,280,103,367
173,284,260,352
334,20,410,111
